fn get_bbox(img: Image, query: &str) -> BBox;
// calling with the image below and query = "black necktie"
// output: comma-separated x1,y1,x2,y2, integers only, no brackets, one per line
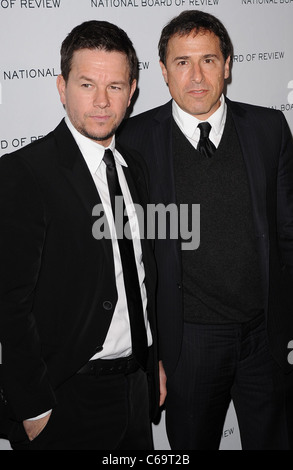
103,149,148,369
197,122,216,158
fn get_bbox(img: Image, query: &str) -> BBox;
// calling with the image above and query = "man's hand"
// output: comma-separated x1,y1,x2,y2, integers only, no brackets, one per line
23,412,52,441
159,360,167,407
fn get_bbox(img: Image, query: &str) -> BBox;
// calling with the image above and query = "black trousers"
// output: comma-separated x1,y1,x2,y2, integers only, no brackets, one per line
9,368,152,450
166,316,293,450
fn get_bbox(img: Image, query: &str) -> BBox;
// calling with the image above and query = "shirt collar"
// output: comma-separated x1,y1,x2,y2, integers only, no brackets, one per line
65,116,127,175
172,94,227,138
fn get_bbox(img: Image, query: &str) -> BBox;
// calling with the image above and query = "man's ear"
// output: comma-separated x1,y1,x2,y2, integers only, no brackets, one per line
159,61,169,86
128,79,137,107
56,74,66,107
224,56,231,80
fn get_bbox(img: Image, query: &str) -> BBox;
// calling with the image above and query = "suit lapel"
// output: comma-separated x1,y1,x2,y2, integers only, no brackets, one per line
227,99,269,298
119,157,144,207
54,120,102,216
227,99,268,238
53,120,112,257
152,101,177,205
152,101,182,275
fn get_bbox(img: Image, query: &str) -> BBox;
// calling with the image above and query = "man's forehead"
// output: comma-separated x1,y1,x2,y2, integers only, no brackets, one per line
166,31,222,58
169,30,219,46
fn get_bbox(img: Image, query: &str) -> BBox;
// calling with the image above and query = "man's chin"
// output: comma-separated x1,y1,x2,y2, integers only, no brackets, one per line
77,123,117,144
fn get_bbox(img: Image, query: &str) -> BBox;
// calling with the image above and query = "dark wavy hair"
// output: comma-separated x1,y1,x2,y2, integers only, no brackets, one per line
60,20,138,84
159,10,233,65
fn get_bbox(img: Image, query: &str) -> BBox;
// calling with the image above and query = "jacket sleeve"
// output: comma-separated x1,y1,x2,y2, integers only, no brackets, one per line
0,154,56,422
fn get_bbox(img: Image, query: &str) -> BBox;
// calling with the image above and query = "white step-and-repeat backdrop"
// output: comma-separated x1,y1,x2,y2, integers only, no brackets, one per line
0,0,292,451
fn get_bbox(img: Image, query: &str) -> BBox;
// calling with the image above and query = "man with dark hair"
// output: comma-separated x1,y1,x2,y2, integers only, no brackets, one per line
118,10,293,450
0,20,166,450
60,20,139,85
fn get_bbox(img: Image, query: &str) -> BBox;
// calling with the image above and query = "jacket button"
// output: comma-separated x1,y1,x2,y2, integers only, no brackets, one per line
103,301,113,311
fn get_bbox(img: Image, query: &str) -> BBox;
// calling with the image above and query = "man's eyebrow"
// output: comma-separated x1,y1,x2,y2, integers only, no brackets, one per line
173,53,220,62
173,55,191,62
202,54,220,59
78,75,95,82
78,75,127,85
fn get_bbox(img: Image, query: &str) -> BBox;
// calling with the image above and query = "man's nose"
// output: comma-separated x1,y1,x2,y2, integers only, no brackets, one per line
93,89,110,108
191,63,204,84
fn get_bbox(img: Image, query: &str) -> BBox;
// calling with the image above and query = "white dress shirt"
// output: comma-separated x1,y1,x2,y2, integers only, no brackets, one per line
172,94,227,150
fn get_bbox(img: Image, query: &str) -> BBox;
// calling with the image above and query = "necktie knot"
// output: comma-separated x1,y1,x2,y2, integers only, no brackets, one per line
198,121,212,139
197,122,216,158
103,148,115,168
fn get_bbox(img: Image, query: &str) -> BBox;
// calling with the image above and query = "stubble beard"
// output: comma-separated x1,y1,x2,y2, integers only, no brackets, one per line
77,123,118,144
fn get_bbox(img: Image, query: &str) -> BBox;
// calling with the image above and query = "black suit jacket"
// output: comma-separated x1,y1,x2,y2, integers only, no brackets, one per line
118,98,293,376
0,119,159,425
